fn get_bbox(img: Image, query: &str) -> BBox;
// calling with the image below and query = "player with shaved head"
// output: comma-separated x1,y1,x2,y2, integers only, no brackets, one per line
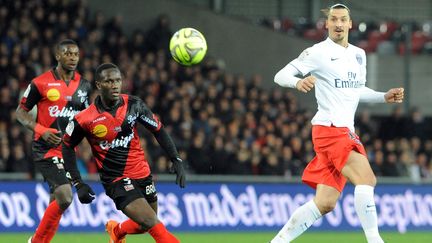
271,4,404,243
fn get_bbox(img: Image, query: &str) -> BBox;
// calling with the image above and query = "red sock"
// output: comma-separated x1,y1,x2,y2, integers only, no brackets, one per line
115,219,146,238
148,223,180,243
32,201,64,243
43,220,60,243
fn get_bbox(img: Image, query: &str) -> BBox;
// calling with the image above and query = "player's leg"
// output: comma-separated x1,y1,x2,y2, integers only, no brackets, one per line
272,126,349,243
121,198,179,242
342,150,383,243
108,196,159,242
31,158,72,243
271,184,339,243
43,184,73,243
105,177,178,242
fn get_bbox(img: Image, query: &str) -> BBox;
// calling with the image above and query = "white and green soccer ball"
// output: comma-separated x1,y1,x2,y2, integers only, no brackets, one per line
169,27,207,66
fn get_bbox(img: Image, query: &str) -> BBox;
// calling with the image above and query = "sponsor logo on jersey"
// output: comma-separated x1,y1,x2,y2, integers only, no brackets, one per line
92,116,107,123
47,83,61,86
140,115,159,128
146,184,156,195
334,71,362,88
92,124,108,138
47,88,60,101
99,131,134,150
334,79,362,88
48,105,80,120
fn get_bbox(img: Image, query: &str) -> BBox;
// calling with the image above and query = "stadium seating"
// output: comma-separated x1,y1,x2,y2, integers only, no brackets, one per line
0,0,431,181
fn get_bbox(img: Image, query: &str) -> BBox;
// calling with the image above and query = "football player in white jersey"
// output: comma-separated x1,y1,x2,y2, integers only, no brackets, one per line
270,3,404,243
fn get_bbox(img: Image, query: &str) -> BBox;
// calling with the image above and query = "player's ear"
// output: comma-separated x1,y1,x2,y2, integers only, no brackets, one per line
95,80,101,89
54,51,60,61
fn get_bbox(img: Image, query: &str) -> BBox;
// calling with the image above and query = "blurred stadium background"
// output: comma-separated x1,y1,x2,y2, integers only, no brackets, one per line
0,0,432,242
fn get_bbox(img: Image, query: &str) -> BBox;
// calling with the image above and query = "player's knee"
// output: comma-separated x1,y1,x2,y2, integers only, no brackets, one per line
57,197,72,210
369,174,377,187
356,173,377,187
316,200,336,215
137,217,160,230
54,184,73,210
322,204,336,215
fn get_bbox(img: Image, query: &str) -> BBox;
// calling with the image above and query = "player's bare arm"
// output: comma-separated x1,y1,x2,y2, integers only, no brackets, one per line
16,105,61,146
16,105,36,131
296,75,317,93
384,87,404,103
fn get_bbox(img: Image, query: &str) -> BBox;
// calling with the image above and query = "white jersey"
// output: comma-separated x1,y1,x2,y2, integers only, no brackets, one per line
284,38,384,132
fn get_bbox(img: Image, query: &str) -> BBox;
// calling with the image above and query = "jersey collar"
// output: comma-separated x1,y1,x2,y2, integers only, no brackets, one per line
95,95,124,114
325,37,351,51
51,67,77,82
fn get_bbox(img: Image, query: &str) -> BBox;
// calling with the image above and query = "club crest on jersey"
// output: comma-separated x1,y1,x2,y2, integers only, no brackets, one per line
77,89,88,103
47,88,60,101
92,124,108,138
127,113,139,126
356,54,363,65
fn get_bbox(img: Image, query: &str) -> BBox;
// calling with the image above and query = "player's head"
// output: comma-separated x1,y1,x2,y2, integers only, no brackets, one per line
95,63,122,102
55,39,79,72
323,3,352,46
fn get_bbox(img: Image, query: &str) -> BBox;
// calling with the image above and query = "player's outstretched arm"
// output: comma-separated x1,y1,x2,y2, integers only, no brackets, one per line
384,87,404,103
152,128,186,188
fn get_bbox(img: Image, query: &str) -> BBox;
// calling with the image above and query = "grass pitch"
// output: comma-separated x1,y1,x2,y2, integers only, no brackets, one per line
1,231,431,242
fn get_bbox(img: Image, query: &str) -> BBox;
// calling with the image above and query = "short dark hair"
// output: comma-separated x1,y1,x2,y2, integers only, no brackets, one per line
322,3,351,17
95,63,120,81
55,39,78,52
330,3,350,12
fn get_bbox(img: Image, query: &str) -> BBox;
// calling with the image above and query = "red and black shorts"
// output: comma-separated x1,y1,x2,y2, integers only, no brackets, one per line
103,175,158,211
35,156,71,193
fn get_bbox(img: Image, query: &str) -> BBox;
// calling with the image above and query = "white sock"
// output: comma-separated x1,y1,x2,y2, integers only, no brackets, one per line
271,200,322,243
354,185,384,243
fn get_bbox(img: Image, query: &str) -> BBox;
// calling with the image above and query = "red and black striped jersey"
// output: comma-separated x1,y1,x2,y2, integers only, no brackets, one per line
63,94,162,184
19,69,91,161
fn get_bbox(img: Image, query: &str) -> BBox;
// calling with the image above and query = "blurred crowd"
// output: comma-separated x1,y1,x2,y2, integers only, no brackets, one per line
0,0,431,182
262,17,432,55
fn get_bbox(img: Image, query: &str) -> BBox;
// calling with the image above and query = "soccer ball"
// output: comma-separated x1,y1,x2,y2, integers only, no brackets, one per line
169,27,207,66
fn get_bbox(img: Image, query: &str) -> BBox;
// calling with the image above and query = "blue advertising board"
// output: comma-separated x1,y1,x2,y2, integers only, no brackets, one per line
0,181,431,232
